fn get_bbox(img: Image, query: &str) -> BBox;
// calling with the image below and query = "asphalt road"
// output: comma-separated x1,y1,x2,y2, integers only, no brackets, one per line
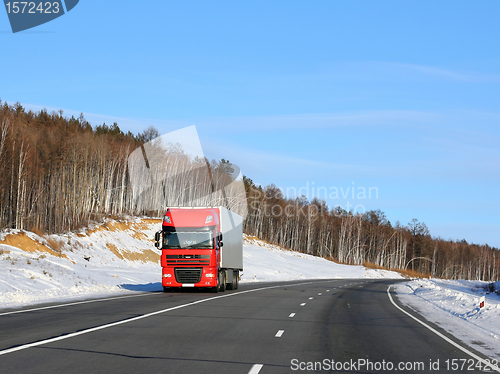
0,279,495,373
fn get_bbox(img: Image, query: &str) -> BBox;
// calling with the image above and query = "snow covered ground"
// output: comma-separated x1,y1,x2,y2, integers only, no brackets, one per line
0,217,400,310
394,279,500,361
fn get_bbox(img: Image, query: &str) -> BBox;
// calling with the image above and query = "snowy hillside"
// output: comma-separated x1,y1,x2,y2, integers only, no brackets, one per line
0,217,400,310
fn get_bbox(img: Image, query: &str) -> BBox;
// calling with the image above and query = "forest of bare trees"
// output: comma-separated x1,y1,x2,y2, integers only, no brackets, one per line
0,101,498,281
242,179,500,281
0,101,246,234
0,101,141,233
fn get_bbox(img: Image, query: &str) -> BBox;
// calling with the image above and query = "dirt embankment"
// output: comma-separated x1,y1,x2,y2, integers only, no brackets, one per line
0,232,68,259
0,218,163,263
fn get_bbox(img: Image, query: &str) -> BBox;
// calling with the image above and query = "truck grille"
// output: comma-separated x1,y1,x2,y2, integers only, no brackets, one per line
174,268,202,284
167,254,210,266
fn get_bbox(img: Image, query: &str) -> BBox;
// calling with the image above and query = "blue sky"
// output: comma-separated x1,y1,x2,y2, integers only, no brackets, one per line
1,1,500,247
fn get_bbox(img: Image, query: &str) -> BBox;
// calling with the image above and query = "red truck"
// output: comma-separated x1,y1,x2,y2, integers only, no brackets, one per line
154,207,243,292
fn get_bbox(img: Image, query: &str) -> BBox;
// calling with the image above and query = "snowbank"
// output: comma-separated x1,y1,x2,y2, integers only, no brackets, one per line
0,218,401,310
395,279,500,360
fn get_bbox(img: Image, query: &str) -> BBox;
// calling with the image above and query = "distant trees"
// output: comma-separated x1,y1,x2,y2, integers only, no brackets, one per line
0,102,141,233
0,101,245,233
242,178,500,281
135,126,160,143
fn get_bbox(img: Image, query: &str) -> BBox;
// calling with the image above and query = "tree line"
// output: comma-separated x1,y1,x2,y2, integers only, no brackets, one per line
0,101,498,281
242,179,499,281
0,101,245,234
0,101,148,233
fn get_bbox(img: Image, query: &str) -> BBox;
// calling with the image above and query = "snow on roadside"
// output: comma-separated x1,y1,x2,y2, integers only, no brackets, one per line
0,218,401,310
395,279,500,361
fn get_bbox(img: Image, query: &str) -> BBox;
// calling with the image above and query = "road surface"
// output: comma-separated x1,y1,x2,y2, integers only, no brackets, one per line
0,279,495,373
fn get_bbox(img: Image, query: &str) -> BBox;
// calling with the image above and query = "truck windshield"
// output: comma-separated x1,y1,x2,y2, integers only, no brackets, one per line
163,231,213,249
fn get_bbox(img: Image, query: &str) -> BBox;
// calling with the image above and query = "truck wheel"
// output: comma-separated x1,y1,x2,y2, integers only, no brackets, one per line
211,273,222,293
218,271,226,292
234,270,239,290
227,270,238,290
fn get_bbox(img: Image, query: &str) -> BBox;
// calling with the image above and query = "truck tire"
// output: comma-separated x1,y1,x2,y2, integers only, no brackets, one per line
218,271,226,292
234,270,239,290
211,272,222,293
227,270,238,290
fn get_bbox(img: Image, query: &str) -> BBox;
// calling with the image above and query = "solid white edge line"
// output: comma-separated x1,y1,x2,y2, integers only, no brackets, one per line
275,330,284,338
248,363,263,374
0,292,154,317
387,285,500,373
0,280,329,356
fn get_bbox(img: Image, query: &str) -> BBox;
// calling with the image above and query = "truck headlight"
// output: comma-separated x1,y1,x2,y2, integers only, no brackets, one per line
163,274,172,278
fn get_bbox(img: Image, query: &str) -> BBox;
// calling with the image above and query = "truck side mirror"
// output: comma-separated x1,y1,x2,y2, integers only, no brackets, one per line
155,231,161,242
219,241,223,247
218,233,223,241
155,242,160,248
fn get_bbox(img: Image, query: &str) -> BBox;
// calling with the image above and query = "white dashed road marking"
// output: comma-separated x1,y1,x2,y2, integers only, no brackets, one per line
248,364,263,374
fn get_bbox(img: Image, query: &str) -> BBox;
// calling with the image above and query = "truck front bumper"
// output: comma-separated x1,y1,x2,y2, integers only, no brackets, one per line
162,266,218,288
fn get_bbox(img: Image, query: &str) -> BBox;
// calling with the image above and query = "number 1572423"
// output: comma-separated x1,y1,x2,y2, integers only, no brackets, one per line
5,2,61,14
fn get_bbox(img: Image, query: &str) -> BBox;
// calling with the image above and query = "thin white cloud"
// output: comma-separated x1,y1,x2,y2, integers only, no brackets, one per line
12,101,441,133
201,136,362,178
171,110,441,133
381,62,500,83
8,101,185,134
